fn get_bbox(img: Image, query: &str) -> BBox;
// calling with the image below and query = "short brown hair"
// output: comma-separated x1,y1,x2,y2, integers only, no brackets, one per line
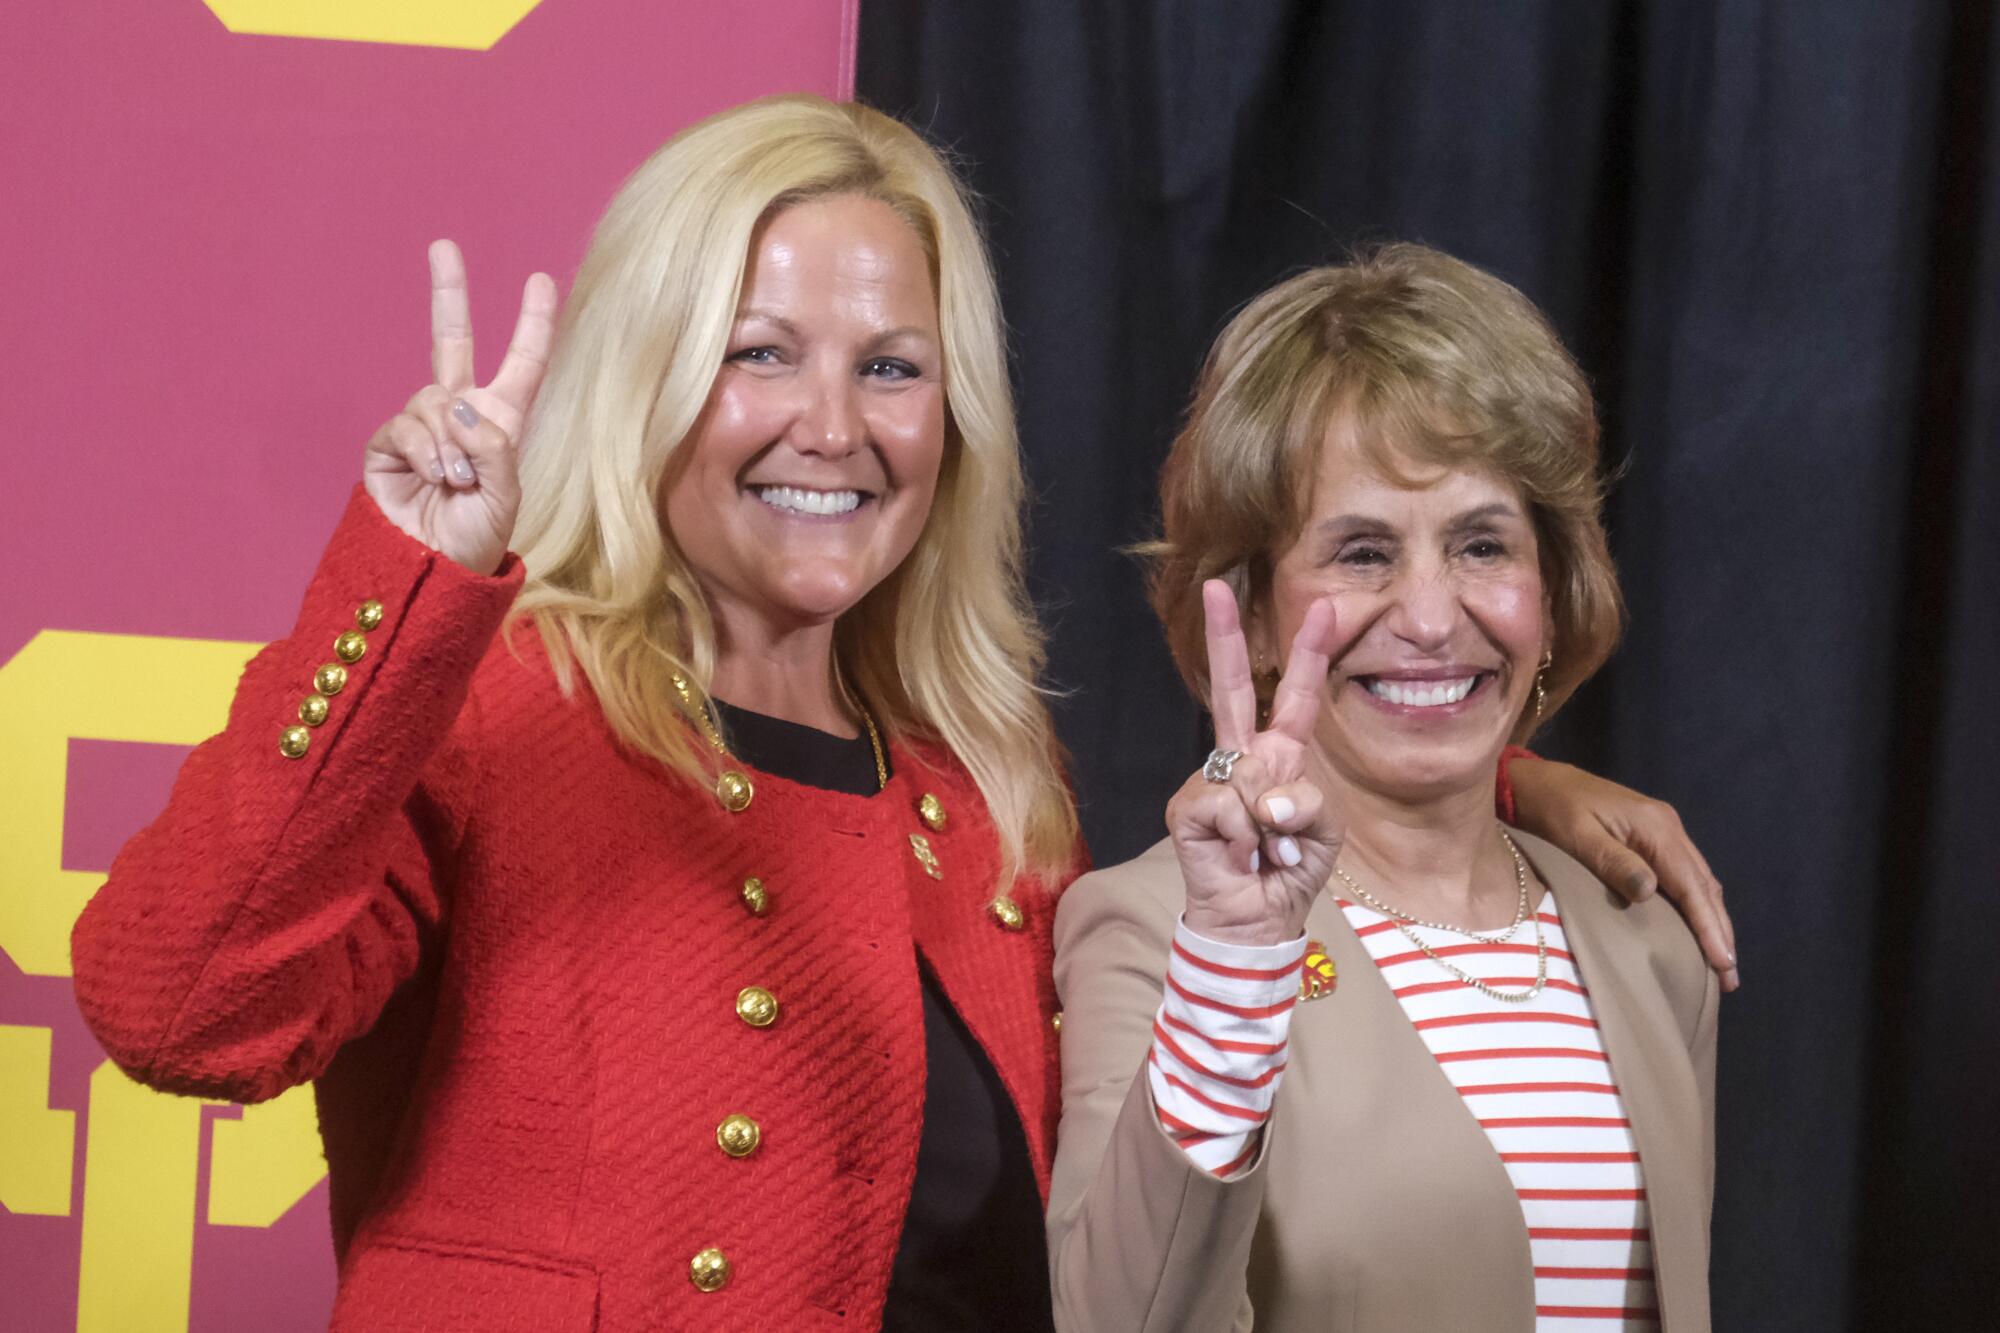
1145,243,1624,742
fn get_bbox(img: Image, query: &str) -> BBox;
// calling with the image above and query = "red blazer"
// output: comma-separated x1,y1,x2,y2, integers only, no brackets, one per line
71,489,1074,1332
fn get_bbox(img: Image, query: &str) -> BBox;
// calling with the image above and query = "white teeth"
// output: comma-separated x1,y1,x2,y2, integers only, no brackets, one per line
1366,676,1477,707
754,486,862,516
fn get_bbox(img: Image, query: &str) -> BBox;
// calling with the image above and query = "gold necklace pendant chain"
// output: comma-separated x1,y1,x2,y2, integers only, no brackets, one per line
1391,911,1548,1004
1337,823,1548,1003
833,662,889,791
669,668,888,794
670,671,732,758
670,670,754,811
1333,823,1531,945
858,707,889,790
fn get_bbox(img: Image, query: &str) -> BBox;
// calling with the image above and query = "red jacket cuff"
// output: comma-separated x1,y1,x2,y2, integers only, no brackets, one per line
1495,744,1538,825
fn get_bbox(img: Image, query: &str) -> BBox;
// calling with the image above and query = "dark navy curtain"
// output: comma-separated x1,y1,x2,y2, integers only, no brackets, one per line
858,3,2000,1329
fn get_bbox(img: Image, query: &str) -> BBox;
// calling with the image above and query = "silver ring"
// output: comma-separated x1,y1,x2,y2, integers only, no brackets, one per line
1202,748,1243,783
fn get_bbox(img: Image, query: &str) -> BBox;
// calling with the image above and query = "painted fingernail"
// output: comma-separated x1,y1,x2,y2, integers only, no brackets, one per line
1726,950,1737,965
450,457,474,485
451,398,480,428
1266,796,1297,824
427,458,445,481
1249,849,1261,874
1277,836,1302,868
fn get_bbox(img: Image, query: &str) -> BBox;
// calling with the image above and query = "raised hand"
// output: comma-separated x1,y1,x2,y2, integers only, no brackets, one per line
1170,581,1346,948
362,240,558,575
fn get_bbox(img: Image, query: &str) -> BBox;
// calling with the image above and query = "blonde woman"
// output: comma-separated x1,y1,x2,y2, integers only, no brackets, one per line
71,96,1725,1330
72,96,1080,1332
1049,246,1716,1330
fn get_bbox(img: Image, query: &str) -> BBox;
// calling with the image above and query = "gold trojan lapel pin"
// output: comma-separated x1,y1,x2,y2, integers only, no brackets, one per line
1298,941,1337,1002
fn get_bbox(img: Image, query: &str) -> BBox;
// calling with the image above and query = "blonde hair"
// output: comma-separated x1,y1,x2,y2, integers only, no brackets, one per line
511,94,1077,889
1146,243,1624,742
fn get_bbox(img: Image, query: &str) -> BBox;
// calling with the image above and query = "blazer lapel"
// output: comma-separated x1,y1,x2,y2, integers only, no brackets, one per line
1289,890,1541,1330
898,770,1061,1198
1520,833,1711,1333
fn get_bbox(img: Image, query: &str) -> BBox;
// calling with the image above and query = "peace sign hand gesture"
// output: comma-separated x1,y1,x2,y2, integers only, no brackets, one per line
362,240,558,576
1170,581,1347,948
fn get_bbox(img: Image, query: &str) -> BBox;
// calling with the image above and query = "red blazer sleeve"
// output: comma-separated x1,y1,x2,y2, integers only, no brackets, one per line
70,488,524,1104
1496,744,1535,824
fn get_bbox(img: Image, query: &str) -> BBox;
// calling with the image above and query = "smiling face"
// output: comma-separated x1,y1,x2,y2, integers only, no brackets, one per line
662,193,946,639
1257,424,1550,805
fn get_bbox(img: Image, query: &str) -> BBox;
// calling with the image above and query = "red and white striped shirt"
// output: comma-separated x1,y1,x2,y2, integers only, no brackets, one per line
1147,922,1309,1178
1149,898,1658,1330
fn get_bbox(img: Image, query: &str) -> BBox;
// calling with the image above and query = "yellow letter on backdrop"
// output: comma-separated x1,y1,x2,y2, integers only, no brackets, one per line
0,1024,78,1215
202,1,544,49
0,630,258,978
0,630,330,1330
74,1062,216,1333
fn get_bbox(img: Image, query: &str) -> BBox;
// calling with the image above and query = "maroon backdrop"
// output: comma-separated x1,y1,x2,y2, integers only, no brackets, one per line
0,4,856,1329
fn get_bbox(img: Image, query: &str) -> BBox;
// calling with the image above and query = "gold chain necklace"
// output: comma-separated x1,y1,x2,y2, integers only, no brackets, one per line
832,664,890,790
1333,826,1548,1004
1387,912,1547,1004
670,667,887,810
1333,824,1531,944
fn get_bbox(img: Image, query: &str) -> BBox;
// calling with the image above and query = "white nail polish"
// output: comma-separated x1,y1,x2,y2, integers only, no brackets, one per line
1249,849,1260,874
1266,796,1296,824
450,458,474,484
427,459,445,481
1277,836,1301,867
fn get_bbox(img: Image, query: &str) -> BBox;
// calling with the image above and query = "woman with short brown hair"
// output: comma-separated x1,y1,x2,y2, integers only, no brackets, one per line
1148,245,1624,735
1049,244,1715,1331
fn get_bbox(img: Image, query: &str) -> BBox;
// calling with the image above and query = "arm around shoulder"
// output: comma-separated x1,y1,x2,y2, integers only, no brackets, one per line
70,487,522,1103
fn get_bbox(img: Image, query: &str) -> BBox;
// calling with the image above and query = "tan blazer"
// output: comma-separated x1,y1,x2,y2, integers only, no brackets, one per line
1048,829,1717,1333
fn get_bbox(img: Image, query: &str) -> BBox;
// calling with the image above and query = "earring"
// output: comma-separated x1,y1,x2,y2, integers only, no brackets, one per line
1531,649,1553,724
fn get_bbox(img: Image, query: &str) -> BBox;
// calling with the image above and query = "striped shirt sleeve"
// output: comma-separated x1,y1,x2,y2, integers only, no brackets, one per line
1146,918,1308,1180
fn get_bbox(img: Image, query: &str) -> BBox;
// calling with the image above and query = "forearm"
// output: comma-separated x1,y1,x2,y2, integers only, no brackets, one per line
71,487,520,1100
1147,921,1306,1178
1049,891,1302,1332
